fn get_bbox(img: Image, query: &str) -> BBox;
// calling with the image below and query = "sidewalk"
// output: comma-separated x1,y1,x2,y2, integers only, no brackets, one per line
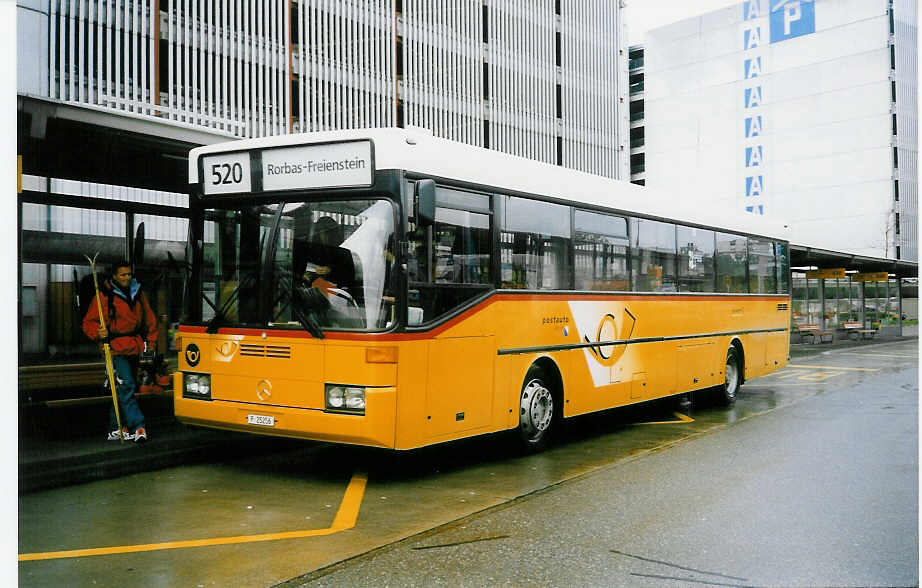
18,394,303,493
19,327,918,494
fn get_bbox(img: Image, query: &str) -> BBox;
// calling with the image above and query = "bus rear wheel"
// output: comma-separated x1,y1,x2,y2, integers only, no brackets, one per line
518,366,555,452
718,346,742,405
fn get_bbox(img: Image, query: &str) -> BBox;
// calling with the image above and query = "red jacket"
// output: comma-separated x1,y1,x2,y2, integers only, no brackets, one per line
82,279,158,356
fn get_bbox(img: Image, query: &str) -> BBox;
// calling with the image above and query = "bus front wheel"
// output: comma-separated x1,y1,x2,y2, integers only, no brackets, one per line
518,365,555,451
718,346,742,405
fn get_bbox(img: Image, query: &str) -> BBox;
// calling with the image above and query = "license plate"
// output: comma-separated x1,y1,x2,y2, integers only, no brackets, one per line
247,414,275,427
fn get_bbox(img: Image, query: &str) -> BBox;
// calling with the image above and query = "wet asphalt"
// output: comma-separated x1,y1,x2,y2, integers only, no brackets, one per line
18,339,919,587
300,340,919,587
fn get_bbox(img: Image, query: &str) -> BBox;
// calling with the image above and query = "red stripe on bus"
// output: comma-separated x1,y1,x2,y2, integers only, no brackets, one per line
177,292,789,341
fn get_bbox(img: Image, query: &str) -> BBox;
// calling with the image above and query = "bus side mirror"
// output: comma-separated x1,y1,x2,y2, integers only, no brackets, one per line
415,179,436,227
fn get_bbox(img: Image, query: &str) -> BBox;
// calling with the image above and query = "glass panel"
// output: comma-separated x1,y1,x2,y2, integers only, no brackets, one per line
201,207,271,325
715,232,748,293
881,279,900,326
407,187,495,326
631,218,677,292
848,280,862,322
836,279,850,325
286,200,396,331
748,237,776,293
824,279,838,327
134,215,188,352
775,241,790,294
21,206,127,362
677,226,715,292
500,197,571,290
433,208,492,285
502,196,570,237
807,279,821,323
865,282,880,327
791,272,808,325
573,210,629,291
201,199,396,332
435,186,491,214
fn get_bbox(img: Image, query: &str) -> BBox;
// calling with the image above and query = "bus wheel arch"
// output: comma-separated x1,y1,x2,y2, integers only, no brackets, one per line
730,338,745,384
517,358,563,452
718,339,745,405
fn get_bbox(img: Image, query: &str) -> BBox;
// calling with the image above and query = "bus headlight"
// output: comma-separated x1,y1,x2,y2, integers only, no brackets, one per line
183,373,212,400
325,384,365,414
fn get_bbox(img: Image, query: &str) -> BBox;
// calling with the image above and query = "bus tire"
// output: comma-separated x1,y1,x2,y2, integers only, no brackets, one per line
718,346,742,406
518,365,556,452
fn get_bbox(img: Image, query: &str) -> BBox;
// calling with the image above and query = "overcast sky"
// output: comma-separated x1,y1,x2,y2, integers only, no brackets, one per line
624,0,742,45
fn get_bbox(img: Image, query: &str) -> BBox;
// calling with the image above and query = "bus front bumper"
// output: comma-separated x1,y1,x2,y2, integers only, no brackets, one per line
174,386,397,448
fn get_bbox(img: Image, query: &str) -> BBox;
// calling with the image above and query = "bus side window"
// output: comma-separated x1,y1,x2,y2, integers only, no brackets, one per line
775,241,791,294
574,210,629,291
676,226,716,293
748,236,777,294
500,196,571,290
716,232,748,293
433,208,491,285
407,186,493,324
630,217,677,293
407,219,429,284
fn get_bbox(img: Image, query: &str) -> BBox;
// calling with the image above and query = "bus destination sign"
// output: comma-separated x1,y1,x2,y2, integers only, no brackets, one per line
262,140,373,192
201,140,373,195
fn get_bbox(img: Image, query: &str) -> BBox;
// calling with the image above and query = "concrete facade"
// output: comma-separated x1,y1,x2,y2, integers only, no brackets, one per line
642,0,917,262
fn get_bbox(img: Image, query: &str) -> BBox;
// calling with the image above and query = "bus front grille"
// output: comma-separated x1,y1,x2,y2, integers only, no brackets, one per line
240,344,292,359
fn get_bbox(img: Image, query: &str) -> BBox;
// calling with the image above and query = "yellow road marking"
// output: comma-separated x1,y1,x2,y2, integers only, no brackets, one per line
787,364,880,372
841,352,918,358
19,471,368,562
746,383,843,387
635,412,694,425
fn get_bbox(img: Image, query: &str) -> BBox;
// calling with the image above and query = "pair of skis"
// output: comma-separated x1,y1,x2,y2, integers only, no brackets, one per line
85,253,125,443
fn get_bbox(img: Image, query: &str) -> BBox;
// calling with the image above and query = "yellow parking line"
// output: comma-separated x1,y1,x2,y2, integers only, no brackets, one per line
787,364,880,372
841,352,918,358
19,471,368,562
635,412,694,425
747,383,840,387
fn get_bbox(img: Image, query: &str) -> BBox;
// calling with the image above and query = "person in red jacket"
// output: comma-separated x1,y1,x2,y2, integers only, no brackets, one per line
82,260,158,443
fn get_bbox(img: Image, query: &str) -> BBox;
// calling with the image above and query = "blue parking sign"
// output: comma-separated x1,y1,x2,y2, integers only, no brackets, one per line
770,0,815,43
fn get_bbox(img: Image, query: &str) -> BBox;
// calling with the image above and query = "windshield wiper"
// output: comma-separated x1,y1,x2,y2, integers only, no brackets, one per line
205,230,266,333
275,272,329,339
205,271,259,333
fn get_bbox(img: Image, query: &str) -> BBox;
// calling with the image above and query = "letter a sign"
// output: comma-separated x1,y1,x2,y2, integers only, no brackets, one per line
770,0,815,43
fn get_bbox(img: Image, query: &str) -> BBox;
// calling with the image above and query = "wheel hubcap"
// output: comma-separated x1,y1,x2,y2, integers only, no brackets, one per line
521,379,553,440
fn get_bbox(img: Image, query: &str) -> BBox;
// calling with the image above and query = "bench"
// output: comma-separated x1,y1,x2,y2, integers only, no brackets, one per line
857,328,878,340
794,324,833,344
841,321,864,340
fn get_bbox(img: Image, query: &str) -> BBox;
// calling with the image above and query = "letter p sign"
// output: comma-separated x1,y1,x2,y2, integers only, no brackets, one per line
770,0,815,43
784,2,801,34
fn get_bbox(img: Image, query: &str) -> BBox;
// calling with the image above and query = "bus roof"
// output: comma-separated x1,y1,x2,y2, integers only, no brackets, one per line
189,127,791,241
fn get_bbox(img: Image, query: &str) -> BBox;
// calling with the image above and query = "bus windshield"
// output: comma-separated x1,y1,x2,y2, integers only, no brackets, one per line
198,198,396,334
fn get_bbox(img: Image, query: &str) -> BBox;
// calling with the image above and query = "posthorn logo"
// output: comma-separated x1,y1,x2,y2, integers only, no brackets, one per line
185,343,201,367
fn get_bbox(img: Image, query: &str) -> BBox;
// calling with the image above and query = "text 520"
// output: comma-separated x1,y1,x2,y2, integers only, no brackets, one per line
211,162,244,185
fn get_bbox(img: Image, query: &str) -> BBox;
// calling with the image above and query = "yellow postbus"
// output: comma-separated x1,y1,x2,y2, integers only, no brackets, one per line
175,128,791,451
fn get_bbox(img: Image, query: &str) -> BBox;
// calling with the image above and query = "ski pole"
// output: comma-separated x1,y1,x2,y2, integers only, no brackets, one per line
85,253,124,443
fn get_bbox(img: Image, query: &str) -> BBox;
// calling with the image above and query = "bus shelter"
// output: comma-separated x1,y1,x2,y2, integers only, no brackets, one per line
790,245,918,338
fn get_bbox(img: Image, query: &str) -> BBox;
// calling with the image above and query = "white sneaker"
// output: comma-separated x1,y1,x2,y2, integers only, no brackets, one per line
107,428,131,441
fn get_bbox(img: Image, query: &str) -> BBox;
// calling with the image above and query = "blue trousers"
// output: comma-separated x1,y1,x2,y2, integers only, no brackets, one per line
109,355,145,432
